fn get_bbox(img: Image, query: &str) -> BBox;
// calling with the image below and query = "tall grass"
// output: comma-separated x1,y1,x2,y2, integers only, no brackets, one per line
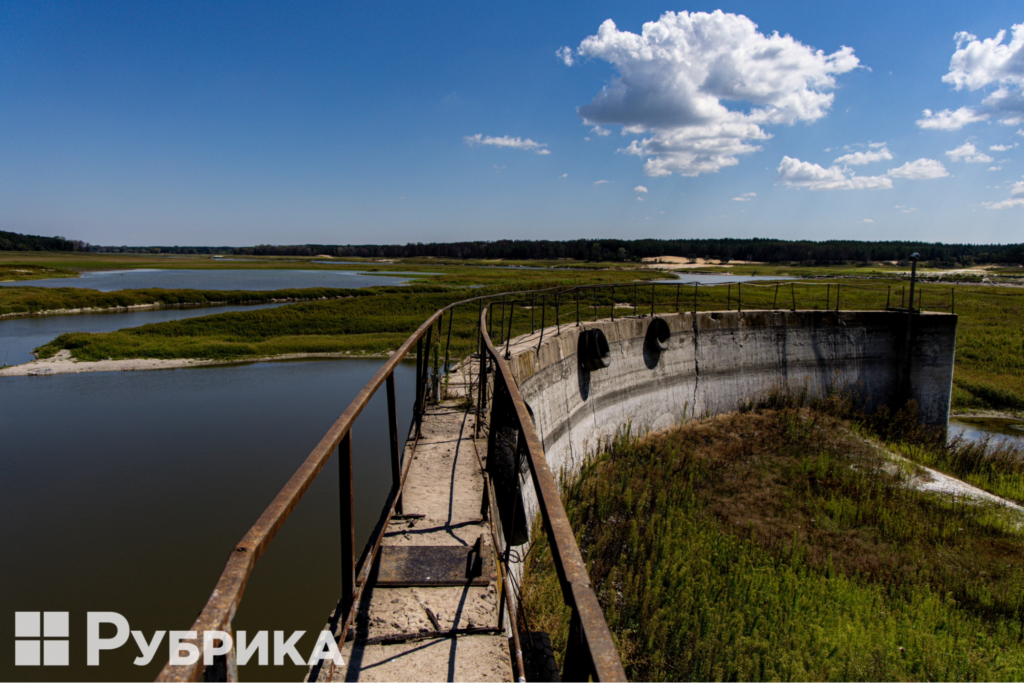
521,409,1024,681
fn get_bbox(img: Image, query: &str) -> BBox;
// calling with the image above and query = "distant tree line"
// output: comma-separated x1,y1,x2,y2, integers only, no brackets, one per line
5,229,1023,265
0,229,90,252
98,238,1024,265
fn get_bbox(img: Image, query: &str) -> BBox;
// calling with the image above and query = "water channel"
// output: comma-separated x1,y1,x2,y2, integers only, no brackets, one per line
0,268,413,291
1,359,415,682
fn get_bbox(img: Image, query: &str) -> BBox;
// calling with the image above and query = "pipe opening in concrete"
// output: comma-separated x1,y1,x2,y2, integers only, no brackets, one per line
646,317,671,351
578,328,611,371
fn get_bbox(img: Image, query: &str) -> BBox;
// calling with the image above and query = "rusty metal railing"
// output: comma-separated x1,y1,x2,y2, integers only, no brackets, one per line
158,276,954,682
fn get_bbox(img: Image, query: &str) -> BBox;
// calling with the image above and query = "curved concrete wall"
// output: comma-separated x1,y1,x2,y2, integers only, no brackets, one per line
506,310,956,505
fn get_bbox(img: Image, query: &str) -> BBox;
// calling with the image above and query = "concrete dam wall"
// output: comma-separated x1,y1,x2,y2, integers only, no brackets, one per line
501,310,956,540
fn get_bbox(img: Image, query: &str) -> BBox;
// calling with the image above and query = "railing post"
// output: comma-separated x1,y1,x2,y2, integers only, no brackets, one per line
675,283,680,312
650,284,655,316
836,284,840,312
951,286,955,315
531,293,535,333
538,295,546,350
594,286,599,321
386,373,402,514
773,284,779,310
633,283,637,316
791,283,796,311
556,291,561,334
415,337,423,433
727,284,731,311
575,288,580,325
505,300,515,358
693,282,698,314
562,612,591,682
611,285,615,321
826,284,830,311
887,285,891,310
737,283,742,312
499,297,507,345
339,430,354,618
444,306,454,380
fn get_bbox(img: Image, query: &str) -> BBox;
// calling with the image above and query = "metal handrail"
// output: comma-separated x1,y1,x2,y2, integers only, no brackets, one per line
159,276,953,682
479,306,628,682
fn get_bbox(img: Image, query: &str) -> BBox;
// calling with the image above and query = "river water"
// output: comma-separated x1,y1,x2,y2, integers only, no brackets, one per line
0,268,412,291
948,417,1024,447
652,272,796,284
0,359,415,682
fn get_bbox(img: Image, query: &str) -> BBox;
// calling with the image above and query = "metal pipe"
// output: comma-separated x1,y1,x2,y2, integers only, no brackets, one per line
675,283,680,312
611,285,615,321
835,284,840,312
538,295,546,351
650,284,655,316
737,283,741,312
791,283,796,311
594,286,599,322
505,301,514,358
727,284,731,311
386,374,401,514
633,283,637,316
887,285,891,309
773,284,779,309
339,431,354,618
556,291,561,334
576,288,580,326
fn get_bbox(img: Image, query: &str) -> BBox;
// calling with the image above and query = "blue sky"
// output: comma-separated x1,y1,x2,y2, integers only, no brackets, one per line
2,1,1022,246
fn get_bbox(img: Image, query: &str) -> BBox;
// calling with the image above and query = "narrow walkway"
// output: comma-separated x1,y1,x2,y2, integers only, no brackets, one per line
315,360,513,682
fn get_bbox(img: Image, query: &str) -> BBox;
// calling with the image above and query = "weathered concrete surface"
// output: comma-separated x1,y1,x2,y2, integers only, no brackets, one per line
502,310,956,553
313,361,514,683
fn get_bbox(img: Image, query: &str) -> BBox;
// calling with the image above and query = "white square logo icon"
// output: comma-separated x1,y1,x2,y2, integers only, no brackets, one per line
15,612,69,666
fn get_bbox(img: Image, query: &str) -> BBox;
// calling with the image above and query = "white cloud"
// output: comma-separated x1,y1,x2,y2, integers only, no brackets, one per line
945,142,994,163
868,142,887,148
776,156,892,190
887,158,949,179
895,205,918,213
916,107,989,130
732,192,757,201
990,143,1018,151
989,166,1003,171
591,126,611,137
559,173,568,178
1019,129,1024,136
634,185,648,193
920,26,1024,129
1012,176,1024,195
863,218,874,223
636,196,644,201
834,146,893,165
464,134,551,155
984,198,1024,209
556,46,575,66
593,179,610,185
566,11,860,176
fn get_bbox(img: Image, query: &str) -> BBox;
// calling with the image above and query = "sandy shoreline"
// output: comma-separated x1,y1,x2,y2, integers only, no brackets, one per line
0,296,350,320
0,349,393,377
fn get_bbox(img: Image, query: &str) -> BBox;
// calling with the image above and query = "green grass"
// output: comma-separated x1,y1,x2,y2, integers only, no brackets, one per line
521,408,1024,681
0,263,78,282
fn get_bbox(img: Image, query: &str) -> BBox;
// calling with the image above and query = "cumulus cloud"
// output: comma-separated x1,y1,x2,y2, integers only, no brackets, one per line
919,25,1024,130
916,107,989,130
990,166,1003,171
863,218,874,223
776,156,892,190
834,146,893,165
563,11,860,176
732,192,757,201
634,185,648,193
895,205,918,213
945,142,994,163
982,174,1024,208
887,158,949,179
559,173,568,178
464,134,551,155
591,126,611,136
593,179,610,185
636,196,645,201
556,46,575,66
990,143,1018,151
984,197,1024,209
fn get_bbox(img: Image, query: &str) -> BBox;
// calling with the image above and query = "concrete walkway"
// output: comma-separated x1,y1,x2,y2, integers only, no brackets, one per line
312,360,514,682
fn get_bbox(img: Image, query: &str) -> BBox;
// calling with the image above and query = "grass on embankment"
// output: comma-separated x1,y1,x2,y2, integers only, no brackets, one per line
0,263,79,283
521,407,1024,681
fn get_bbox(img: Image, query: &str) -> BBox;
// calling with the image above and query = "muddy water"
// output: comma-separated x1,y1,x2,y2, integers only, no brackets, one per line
0,359,415,681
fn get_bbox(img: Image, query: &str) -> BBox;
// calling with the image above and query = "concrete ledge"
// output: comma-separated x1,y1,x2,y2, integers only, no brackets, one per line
503,309,956,528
